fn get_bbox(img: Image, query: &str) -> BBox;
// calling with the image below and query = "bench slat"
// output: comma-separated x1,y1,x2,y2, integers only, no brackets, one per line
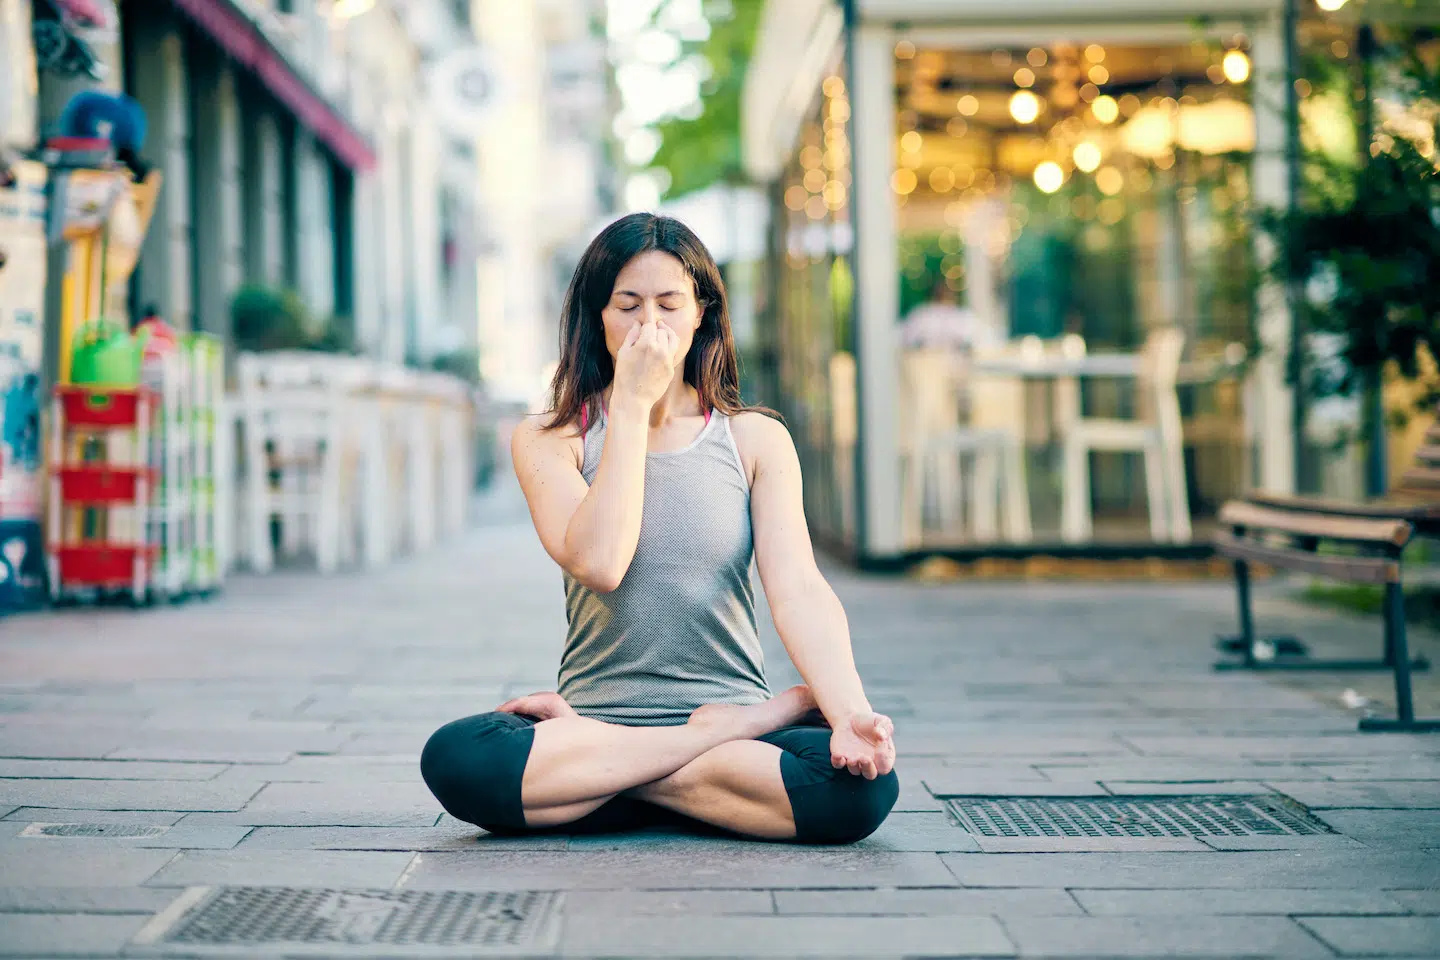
1412,445,1440,466
1213,532,1401,584
1398,467,1440,491
1246,492,1440,522
1218,501,1412,547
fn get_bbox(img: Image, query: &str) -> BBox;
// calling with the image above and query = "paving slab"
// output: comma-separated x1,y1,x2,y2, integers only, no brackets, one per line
0,807,186,825
1042,762,1332,782
922,774,1108,796
0,730,125,759
774,888,1083,917
1124,736,1440,760
1199,834,1369,851
1100,780,1279,795
1071,888,1413,916
209,756,418,783
0,885,184,913
143,849,416,888
557,915,1016,958
563,890,775,915
972,835,1210,853
0,759,228,780
1386,890,1440,913
565,813,980,854
0,847,176,887
1002,915,1331,957
1298,917,1440,956
0,778,261,811
1265,781,1440,809
0,912,151,956
106,746,296,763
892,777,943,811
1317,809,1440,849
940,851,1440,889
238,824,567,851
0,819,252,849
402,850,958,891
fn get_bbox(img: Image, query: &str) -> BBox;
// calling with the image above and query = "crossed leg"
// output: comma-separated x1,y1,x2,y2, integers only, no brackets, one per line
510,687,815,837
421,687,898,844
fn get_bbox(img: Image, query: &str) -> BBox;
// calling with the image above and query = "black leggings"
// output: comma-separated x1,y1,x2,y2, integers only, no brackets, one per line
421,712,898,845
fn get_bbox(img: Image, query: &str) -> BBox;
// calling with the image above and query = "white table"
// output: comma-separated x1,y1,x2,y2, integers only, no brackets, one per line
971,353,1240,384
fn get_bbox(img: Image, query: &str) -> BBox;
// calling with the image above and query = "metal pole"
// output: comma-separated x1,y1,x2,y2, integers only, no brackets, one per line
840,0,867,558
1357,22,1388,498
1283,0,1309,492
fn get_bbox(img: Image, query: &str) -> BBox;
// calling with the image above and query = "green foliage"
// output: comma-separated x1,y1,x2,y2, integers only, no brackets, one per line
310,315,360,355
429,348,482,385
1259,33,1440,413
898,232,961,318
647,0,765,199
230,286,358,355
230,285,312,352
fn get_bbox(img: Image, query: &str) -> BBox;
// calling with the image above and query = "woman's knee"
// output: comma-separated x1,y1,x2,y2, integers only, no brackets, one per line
789,769,900,845
419,713,533,830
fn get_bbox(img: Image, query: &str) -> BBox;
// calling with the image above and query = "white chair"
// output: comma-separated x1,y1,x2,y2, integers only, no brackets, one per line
899,348,1032,545
235,353,345,574
1059,327,1191,544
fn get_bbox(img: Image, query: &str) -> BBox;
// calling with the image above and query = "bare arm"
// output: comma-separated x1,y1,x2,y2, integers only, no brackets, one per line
511,406,649,592
740,415,872,723
512,321,679,592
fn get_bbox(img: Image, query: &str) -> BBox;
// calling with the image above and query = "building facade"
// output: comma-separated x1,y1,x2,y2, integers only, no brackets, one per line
743,0,1438,564
1,0,619,384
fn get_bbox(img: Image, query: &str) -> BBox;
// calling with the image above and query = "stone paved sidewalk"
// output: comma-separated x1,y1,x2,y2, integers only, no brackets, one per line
1,489,1438,958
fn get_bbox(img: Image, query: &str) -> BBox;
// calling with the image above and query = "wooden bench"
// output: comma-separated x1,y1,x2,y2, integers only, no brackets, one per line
1213,428,1440,732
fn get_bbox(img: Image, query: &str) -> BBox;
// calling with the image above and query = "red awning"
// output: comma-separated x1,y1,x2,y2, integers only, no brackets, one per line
168,0,376,172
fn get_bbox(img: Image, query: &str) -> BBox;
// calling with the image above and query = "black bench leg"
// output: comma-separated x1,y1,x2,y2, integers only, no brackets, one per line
1214,559,1309,661
1236,559,1256,667
1216,561,1430,675
1359,581,1440,733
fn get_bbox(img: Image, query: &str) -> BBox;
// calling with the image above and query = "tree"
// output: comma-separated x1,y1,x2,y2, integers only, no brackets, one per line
1261,30,1440,439
646,0,764,200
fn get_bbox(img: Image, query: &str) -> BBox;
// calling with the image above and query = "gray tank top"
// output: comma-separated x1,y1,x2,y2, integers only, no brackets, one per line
557,408,773,726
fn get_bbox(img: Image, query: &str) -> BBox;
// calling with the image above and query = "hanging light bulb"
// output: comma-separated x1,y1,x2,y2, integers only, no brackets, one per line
1009,90,1041,124
1316,0,1349,10
1222,49,1251,84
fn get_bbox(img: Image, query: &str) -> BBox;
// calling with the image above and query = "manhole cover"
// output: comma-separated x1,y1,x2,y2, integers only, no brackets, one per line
22,822,169,839
136,887,561,951
945,795,1331,838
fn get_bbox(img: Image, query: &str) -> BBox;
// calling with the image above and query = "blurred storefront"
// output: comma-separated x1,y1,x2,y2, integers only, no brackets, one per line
743,0,1437,565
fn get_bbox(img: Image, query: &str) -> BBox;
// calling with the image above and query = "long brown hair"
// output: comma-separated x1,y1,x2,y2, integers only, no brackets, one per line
544,212,773,430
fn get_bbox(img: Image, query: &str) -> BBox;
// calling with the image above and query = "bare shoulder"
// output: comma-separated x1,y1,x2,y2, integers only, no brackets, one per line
511,413,582,472
728,411,798,486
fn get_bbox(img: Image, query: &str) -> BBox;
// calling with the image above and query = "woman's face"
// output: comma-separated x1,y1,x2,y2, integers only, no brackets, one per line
601,251,703,366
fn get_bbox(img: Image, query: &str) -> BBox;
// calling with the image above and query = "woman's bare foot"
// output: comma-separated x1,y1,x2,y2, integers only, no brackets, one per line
688,685,817,740
496,692,577,721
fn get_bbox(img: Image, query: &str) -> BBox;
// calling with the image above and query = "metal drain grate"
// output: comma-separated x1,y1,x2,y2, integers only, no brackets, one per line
22,822,169,839
945,795,1331,838
145,887,561,949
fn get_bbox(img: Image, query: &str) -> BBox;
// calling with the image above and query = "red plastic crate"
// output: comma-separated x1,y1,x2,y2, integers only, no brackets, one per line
56,386,158,428
52,544,157,588
55,466,155,504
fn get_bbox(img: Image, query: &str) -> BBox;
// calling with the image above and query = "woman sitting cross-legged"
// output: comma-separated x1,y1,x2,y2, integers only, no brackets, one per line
421,213,899,844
